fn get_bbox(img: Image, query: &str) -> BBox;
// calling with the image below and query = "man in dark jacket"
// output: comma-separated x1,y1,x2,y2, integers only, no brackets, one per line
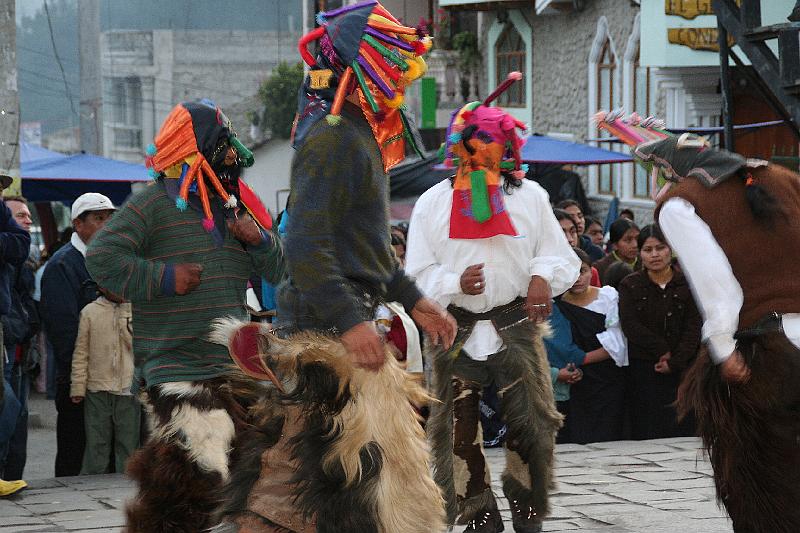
0,175,33,495
40,193,115,477
0,196,38,480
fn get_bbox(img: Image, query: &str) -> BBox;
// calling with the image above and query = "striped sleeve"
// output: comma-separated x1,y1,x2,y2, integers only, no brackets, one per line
86,189,167,302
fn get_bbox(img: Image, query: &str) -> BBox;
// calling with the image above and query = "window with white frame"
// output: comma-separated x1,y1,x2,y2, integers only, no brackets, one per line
109,77,142,150
495,24,526,108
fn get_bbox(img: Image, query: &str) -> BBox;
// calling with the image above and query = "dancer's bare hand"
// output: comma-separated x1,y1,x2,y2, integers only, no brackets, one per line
411,297,457,349
227,213,263,246
460,264,485,295
525,276,552,322
720,350,751,383
654,352,672,374
341,321,385,372
173,263,203,295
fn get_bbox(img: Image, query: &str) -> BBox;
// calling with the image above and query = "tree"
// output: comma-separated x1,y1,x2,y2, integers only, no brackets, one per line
451,31,481,101
258,61,305,140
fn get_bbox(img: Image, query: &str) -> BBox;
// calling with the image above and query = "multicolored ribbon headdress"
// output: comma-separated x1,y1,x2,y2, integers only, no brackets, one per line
594,110,760,200
443,72,528,239
145,100,272,232
293,0,432,172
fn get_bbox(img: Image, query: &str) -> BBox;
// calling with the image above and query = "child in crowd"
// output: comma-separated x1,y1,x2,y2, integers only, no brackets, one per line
70,288,139,475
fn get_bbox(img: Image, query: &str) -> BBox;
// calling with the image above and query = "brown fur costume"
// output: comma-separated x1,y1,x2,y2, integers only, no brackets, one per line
125,375,264,533
677,334,800,533
209,318,446,533
427,320,561,526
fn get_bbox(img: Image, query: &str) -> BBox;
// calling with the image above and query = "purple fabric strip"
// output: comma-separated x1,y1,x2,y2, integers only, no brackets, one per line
357,55,395,98
364,26,414,52
323,0,377,18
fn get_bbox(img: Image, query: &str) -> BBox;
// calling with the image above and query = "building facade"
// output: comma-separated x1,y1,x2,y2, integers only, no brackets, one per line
440,0,798,222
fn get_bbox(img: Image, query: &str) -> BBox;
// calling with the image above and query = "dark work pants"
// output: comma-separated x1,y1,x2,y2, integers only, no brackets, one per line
1,356,29,480
55,381,85,477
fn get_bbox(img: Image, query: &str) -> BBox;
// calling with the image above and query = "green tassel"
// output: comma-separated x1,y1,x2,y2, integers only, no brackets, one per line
469,170,492,223
362,35,409,71
230,136,255,168
351,61,380,113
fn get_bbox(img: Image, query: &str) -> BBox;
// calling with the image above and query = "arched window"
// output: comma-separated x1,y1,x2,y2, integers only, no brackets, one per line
495,25,526,107
596,39,616,194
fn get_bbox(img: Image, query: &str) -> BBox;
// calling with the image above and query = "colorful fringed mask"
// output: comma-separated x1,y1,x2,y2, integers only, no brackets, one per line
145,100,272,232
293,0,431,172
443,72,528,240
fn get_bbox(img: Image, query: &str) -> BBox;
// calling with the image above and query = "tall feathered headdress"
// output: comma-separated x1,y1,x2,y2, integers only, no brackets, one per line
444,72,529,240
293,0,432,171
145,100,272,232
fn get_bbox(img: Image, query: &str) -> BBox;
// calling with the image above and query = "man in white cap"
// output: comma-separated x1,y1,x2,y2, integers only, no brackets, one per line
40,192,115,477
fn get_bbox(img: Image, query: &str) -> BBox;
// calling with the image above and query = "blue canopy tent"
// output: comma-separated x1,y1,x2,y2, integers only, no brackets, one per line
520,134,633,164
20,142,149,205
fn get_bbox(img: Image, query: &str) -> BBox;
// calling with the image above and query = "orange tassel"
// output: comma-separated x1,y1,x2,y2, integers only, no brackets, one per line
195,164,214,225
200,158,231,203
328,66,354,125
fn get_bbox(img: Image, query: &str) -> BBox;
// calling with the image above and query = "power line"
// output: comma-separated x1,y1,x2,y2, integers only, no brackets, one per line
43,0,78,120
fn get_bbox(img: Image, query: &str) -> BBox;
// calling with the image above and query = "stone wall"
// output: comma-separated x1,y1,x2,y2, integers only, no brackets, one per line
530,0,637,141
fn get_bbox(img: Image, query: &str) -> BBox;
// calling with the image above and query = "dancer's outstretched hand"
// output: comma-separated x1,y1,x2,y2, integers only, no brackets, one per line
720,350,751,383
342,321,385,372
411,297,457,349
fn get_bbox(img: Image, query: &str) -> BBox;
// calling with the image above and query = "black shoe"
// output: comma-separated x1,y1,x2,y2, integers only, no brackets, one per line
464,508,504,532
510,500,542,533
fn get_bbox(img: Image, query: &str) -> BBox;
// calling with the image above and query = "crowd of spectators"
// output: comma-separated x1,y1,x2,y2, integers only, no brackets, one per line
544,202,701,444
0,183,701,494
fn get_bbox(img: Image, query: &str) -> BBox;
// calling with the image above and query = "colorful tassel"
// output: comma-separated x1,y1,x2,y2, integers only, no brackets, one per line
366,19,419,36
225,195,238,209
327,66,354,126
351,61,380,113
145,143,157,156
469,170,492,223
484,71,523,107
449,132,462,143
384,93,404,108
202,218,215,232
361,35,408,70
298,27,326,67
148,167,160,179
357,55,396,98
175,197,188,211
322,0,377,18
364,26,415,52
360,44,401,81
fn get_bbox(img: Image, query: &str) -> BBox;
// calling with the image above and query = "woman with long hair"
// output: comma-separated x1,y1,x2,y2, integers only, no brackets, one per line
618,224,700,439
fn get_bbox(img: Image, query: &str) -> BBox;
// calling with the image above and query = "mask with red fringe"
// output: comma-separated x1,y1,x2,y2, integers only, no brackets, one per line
444,72,528,240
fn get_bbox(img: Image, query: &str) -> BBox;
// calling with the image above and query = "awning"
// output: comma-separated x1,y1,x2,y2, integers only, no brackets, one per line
20,142,149,204
520,135,633,164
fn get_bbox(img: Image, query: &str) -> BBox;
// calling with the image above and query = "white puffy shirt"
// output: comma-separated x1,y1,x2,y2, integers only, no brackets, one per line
405,179,581,360
658,197,800,363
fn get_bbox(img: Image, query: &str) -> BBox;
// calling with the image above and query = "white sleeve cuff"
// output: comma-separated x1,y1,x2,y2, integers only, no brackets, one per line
706,333,736,364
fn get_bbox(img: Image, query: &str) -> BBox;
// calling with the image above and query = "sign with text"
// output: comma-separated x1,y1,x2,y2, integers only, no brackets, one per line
641,0,791,67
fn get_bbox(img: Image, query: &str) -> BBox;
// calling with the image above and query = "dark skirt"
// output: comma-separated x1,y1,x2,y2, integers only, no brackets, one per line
627,359,694,440
563,358,625,444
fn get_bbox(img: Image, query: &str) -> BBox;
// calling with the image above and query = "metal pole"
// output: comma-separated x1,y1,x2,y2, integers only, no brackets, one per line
718,22,735,151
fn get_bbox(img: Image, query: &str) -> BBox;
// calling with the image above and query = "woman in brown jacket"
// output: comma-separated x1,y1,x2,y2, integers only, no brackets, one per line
618,224,700,439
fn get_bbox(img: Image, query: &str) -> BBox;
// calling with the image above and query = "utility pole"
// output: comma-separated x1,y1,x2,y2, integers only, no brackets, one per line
0,0,20,191
79,0,103,154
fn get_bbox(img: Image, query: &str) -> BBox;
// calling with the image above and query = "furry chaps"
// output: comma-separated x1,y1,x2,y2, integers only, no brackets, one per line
209,318,446,533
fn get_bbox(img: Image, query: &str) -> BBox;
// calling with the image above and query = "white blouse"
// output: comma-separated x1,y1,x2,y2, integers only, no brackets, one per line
581,285,629,367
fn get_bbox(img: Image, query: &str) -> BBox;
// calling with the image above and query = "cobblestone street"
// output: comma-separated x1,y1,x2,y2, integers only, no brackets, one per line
1,436,732,533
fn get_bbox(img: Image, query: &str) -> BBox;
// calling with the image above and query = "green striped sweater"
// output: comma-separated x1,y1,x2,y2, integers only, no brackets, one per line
86,180,284,387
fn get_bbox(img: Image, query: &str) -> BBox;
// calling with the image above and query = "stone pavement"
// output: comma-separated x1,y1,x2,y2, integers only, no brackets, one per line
1,437,732,533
